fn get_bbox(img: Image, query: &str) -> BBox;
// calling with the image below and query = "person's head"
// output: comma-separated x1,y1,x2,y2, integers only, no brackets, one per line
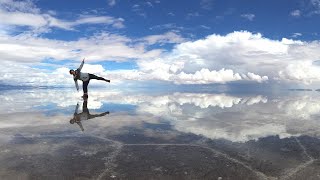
70,118,75,124
69,69,75,75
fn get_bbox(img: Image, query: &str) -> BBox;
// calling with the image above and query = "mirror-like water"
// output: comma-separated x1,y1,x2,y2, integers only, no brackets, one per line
1,89,320,179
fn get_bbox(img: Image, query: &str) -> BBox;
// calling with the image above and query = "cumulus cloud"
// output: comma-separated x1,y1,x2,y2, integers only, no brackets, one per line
3,27,320,86
278,61,320,84
174,68,242,84
242,72,268,83
164,31,320,85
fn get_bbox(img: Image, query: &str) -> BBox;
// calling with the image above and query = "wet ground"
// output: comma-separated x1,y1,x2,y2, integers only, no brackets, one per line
1,89,320,179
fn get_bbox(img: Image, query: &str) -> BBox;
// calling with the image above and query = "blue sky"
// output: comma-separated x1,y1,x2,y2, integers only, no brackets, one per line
1,0,320,88
32,0,320,40
26,0,320,40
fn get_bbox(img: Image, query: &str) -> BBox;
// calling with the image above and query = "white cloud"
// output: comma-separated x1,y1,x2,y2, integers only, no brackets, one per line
241,13,255,21
163,31,320,84
292,32,302,38
47,15,125,30
170,93,243,108
241,95,268,105
0,32,164,63
3,30,320,86
107,0,116,7
290,10,301,17
174,68,242,84
141,31,186,45
200,25,210,30
76,16,123,27
167,12,175,16
146,2,153,7
0,0,40,13
242,72,268,83
0,0,125,31
0,9,47,28
279,61,320,84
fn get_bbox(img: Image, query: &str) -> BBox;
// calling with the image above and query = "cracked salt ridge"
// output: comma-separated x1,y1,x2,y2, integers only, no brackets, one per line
21,133,316,180
98,142,271,180
84,135,122,180
294,137,313,161
279,137,317,180
97,144,123,180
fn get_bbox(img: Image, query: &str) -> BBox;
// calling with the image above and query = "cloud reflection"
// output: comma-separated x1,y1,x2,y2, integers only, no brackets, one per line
0,89,320,143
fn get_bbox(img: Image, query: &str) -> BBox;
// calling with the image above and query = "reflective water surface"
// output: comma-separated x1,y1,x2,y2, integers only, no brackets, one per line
1,89,320,179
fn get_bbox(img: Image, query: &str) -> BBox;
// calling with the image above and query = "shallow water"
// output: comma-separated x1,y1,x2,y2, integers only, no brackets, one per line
1,89,320,179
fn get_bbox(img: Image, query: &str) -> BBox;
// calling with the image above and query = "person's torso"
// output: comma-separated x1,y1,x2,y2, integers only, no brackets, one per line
78,113,89,121
76,72,89,81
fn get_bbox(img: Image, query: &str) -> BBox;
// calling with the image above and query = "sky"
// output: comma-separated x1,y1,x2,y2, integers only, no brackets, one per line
1,0,320,88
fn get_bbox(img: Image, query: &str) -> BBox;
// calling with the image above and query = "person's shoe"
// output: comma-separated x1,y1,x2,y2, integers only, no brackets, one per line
106,80,110,83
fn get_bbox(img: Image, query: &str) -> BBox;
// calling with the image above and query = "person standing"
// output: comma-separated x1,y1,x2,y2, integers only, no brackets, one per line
69,59,110,98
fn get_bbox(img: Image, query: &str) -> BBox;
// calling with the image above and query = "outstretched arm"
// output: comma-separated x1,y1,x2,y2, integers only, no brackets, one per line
76,121,84,131
74,79,79,91
78,58,85,71
74,103,79,115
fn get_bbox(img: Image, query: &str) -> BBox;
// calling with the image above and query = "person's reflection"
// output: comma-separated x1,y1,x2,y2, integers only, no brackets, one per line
70,99,109,131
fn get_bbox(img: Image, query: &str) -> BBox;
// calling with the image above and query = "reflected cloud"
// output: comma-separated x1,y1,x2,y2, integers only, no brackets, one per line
2,89,320,179
168,94,320,142
278,95,320,119
1,89,320,143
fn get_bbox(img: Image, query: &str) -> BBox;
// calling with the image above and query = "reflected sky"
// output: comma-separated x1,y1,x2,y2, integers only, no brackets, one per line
1,89,319,142
1,89,320,179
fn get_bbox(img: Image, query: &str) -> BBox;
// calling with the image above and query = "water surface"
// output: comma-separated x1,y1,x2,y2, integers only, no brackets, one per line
1,89,320,179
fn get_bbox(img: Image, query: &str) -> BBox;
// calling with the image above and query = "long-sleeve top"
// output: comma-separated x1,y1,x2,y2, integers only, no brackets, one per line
73,61,90,91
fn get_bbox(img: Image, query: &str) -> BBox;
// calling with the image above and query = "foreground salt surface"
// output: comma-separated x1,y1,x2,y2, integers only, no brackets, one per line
1,89,320,179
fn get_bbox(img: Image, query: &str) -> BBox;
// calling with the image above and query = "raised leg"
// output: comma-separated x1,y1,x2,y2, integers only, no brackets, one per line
89,74,110,83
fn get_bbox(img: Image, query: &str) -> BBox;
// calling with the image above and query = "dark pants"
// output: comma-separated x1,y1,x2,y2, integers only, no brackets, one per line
83,74,108,94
